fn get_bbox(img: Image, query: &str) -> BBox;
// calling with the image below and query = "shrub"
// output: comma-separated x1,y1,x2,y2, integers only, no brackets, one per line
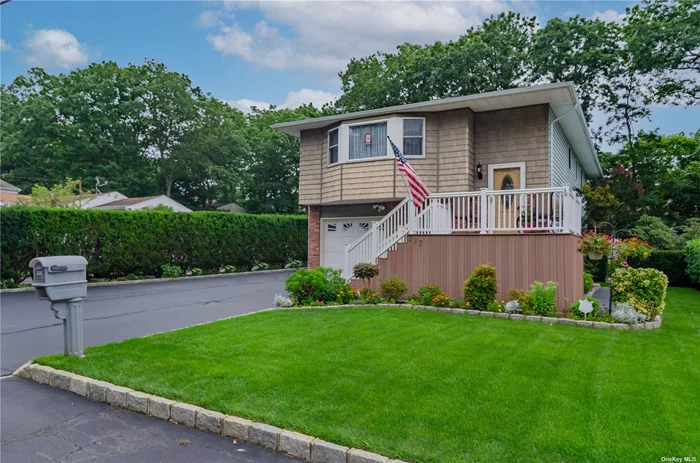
353,263,379,286
161,264,183,278
686,239,700,285
429,291,452,307
418,284,443,306
464,265,498,310
629,250,691,287
584,258,607,282
633,215,683,250
190,267,203,276
223,265,236,273
486,300,505,313
570,296,601,319
360,287,381,304
288,259,304,268
284,268,342,304
0,207,307,281
256,262,270,271
612,302,646,324
273,294,293,308
583,272,594,294
611,267,668,320
508,288,532,314
504,300,521,313
379,275,408,301
529,281,558,316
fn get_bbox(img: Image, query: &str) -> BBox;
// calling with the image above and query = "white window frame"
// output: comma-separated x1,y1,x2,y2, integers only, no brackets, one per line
328,128,339,166
402,117,426,159
332,116,426,166
487,162,527,190
345,118,390,164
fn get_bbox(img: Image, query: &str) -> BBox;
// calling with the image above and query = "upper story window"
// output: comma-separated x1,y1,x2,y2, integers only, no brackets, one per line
349,122,387,160
328,128,339,165
403,119,424,156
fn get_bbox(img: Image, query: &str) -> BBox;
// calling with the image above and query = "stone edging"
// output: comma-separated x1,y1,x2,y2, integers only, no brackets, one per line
282,304,663,331
0,268,295,293
13,362,406,463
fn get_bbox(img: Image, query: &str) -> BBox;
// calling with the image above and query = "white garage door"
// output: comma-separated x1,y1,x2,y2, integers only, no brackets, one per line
322,219,372,275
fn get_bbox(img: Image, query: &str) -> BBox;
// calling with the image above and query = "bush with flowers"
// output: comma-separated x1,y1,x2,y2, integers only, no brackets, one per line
418,284,444,306
487,300,506,313
579,232,612,259
430,291,453,307
360,287,382,304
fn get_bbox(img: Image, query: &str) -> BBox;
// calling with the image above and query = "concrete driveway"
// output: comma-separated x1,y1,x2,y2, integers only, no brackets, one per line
1,271,292,374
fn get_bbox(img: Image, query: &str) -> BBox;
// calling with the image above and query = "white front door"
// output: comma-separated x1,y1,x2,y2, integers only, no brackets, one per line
322,219,372,273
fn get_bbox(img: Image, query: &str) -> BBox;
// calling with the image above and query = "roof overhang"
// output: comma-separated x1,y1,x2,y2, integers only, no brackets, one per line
272,82,602,178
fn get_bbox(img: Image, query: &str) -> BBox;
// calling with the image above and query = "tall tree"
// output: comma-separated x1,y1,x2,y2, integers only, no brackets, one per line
336,12,537,112
625,0,700,105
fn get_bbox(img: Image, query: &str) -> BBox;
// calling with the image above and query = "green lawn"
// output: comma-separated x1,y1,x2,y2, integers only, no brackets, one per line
37,288,700,463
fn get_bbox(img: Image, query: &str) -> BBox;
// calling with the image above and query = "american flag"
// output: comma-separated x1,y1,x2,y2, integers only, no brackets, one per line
388,136,431,208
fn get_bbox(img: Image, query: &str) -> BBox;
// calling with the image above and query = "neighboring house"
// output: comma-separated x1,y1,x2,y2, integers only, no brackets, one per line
0,180,30,207
74,191,128,209
273,82,603,306
216,202,246,213
92,195,192,212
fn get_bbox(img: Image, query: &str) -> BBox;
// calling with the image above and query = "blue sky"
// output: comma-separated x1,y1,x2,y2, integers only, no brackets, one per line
1,0,697,149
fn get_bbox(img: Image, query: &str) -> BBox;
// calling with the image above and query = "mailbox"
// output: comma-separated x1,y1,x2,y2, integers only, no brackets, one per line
29,256,88,302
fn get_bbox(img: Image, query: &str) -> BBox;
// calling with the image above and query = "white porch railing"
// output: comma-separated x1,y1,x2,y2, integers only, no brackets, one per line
344,187,582,277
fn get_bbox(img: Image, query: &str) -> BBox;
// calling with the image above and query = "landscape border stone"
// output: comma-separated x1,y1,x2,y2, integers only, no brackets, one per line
278,303,662,331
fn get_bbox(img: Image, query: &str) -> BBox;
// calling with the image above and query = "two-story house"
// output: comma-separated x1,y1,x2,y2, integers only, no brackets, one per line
273,82,603,306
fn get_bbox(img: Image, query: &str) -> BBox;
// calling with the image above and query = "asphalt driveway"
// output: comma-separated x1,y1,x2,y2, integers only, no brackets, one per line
0,271,292,375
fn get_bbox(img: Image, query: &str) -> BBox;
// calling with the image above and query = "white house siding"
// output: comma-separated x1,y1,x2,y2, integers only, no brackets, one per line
549,108,586,189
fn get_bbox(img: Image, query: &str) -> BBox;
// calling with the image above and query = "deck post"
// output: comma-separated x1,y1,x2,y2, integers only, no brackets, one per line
479,188,488,234
344,244,350,277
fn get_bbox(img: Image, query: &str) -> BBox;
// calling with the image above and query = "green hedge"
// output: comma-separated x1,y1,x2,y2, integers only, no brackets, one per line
1,207,307,281
686,240,700,285
629,250,691,287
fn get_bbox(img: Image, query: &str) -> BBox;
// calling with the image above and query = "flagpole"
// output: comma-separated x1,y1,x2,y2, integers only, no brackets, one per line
388,136,414,202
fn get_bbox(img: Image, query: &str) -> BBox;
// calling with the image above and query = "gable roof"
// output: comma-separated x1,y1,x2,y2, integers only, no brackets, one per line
271,82,602,178
0,180,21,194
99,196,160,207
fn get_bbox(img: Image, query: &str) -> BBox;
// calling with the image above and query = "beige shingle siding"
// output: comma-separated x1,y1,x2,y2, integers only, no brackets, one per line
437,109,473,193
299,128,324,204
474,104,550,189
549,108,585,189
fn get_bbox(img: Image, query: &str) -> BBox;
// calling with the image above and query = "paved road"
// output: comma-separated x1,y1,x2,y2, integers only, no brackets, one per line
0,271,292,375
0,376,300,463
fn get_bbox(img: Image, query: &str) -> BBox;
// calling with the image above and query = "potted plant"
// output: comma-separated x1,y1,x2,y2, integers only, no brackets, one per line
579,232,612,260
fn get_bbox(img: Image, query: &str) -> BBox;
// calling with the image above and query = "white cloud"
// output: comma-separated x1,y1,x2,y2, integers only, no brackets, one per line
591,9,626,24
23,29,89,68
227,98,272,114
226,88,337,113
285,88,337,109
0,39,11,52
196,10,221,28
204,1,509,73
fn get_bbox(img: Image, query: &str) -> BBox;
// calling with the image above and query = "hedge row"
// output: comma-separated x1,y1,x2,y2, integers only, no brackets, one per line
1,207,307,281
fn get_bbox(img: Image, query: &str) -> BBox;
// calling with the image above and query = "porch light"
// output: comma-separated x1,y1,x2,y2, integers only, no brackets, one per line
476,162,483,180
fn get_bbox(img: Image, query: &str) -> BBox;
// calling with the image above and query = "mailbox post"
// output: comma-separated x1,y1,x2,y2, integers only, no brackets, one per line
29,256,88,357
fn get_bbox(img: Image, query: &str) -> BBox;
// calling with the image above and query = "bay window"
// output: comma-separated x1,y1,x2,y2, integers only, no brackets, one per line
328,128,339,164
349,122,387,160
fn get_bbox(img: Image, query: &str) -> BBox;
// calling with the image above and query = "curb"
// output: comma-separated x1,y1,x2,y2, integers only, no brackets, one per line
282,304,663,331
13,362,408,463
0,268,296,293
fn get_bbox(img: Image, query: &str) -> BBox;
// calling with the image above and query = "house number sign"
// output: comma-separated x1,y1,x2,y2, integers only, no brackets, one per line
364,132,372,144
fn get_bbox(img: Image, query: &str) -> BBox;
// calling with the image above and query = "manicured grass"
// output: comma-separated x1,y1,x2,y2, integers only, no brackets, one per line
37,288,700,463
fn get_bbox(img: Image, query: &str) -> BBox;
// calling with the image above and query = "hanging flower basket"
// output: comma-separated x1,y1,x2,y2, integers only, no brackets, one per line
579,232,612,259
